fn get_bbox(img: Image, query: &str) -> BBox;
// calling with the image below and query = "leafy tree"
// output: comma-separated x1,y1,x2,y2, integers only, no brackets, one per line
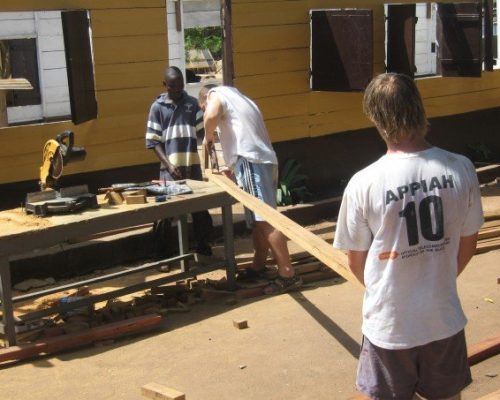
185,27,222,60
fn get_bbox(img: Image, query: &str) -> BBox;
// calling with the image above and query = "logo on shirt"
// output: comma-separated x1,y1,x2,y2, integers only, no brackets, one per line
185,103,193,113
378,251,399,261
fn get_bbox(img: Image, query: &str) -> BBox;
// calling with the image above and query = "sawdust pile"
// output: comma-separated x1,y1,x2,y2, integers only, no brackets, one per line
0,208,52,230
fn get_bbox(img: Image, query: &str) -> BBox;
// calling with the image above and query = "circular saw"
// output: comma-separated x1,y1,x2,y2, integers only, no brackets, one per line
39,130,86,190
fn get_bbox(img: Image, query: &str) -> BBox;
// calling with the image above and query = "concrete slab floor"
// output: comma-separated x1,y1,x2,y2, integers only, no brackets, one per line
0,221,499,400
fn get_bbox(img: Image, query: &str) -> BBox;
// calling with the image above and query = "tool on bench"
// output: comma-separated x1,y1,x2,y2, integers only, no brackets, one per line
25,131,98,216
98,181,193,205
204,142,220,173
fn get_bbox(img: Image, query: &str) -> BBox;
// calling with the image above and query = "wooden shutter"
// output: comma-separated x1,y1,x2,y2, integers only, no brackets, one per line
7,39,41,107
311,9,373,91
484,0,495,71
437,2,482,77
61,10,97,124
387,4,416,78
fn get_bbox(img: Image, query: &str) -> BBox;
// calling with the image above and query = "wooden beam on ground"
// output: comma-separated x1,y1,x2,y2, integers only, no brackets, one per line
0,315,161,364
476,238,500,254
475,389,500,400
468,334,500,366
478,225,500,240
206,172,363,289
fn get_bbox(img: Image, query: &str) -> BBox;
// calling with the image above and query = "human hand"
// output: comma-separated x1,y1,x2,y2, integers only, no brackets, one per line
168,165,183,180
220,167,234,179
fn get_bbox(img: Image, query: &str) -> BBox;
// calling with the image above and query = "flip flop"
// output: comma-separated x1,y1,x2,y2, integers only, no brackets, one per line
264,274,303,295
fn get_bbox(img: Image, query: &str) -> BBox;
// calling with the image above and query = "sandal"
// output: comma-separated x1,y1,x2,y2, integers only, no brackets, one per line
264,274,303,295
236,267,273,281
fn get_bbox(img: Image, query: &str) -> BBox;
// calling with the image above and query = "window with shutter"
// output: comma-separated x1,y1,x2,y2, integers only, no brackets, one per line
0,10,97,126
310,9,373,91
437,2,482,77
62,10,98,124
386,4,417,78
6,39,41,107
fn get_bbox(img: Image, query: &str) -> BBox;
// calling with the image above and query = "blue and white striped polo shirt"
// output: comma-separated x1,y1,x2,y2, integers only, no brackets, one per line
145,91,204,179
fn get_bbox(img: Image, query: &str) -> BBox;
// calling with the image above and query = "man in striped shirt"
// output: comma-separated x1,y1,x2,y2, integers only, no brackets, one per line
146,66,213,258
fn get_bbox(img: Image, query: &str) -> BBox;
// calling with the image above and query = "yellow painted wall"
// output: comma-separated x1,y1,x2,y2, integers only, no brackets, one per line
231,0,500,142
0,0,167,184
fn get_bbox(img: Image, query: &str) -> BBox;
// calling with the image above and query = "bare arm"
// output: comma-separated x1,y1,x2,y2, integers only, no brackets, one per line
347,250,368,286
457,232,478,276
153,144,181,180
203,93,223,145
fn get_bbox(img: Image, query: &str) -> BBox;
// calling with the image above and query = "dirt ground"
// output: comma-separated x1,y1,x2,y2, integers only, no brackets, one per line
0,220,499,400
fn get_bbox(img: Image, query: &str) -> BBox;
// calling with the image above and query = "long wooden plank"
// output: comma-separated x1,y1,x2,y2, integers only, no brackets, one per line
266,115,310,143
233,48,309,77
468,334,500,366
475,389,500,400
91,8,166,38
233,24,309,53
234,71,309,99
478,225,500,240
476,238,500,254
93,35,168,65
206,172,363,289
0,315,162,363
232,1,307,27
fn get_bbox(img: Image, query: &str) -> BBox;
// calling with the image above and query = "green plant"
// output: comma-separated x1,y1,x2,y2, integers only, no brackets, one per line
184,27,223,60
276,159,313,206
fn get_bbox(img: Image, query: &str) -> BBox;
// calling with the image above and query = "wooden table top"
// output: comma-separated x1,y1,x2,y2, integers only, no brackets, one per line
0,179,235,257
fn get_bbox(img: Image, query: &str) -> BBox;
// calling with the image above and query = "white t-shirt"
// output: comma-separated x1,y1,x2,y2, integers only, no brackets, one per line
333,147,484,350
207,86,278,168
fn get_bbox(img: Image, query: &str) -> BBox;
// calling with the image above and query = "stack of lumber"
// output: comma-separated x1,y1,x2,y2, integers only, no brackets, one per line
476,217,500,254
477,175,500,254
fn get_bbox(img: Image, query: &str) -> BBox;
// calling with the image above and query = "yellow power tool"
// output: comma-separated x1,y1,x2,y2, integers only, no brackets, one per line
25,131,97,216
39,130,86,191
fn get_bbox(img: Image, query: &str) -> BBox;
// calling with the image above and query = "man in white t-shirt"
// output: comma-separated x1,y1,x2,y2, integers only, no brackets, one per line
333,73,483,400
198,85,301,294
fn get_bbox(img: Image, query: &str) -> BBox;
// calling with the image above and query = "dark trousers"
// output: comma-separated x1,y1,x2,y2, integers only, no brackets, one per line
153,211,213,258
154,167,213,257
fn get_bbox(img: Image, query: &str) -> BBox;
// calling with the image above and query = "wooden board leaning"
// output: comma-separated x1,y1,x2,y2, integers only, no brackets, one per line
206,171,363,290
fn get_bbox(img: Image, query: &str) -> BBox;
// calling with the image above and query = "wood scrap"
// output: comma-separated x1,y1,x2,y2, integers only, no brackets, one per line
142,382,185,400
467,334,500,366
0,315,162,364
206,172,362,289
125,194,147,205
233,319,248,329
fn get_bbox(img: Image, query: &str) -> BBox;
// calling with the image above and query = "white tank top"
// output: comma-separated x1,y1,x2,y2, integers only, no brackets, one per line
208,86,278,168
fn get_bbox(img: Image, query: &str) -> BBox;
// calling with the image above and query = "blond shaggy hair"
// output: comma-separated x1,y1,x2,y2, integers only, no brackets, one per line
363,73,428,143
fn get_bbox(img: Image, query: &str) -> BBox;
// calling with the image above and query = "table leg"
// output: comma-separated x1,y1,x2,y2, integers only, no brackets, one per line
222,204,236,289
177,215,189,272
0,257,16,346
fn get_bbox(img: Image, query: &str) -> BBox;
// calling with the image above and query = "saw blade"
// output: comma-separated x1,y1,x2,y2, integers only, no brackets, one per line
51,148,64,179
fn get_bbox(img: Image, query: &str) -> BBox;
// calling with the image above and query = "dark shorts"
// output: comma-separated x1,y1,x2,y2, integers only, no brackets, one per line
357,330,472,400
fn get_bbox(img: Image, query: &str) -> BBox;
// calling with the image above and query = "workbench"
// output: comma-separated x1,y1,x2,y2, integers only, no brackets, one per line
0,179,237,346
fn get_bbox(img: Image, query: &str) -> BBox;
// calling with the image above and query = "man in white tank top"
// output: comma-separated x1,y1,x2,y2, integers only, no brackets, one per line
333,73,483,400
199,85,302,294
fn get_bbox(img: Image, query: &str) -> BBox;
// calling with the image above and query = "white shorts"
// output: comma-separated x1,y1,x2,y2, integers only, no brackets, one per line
234,157,278,227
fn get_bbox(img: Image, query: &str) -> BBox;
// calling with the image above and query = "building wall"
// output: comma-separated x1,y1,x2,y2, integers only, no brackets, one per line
0,0,167,185
231,0,500,143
